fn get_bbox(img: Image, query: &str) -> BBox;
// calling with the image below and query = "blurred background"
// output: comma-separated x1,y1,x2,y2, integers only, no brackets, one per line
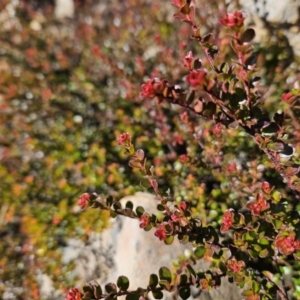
0,0,299,299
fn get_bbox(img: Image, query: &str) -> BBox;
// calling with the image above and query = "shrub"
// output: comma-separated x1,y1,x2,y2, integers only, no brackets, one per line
0,0,299,299
70,1,300,300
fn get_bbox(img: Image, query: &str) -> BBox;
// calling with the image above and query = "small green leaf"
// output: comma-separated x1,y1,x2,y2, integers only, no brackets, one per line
245,55,257,67
252,281,260,293
272,219,282,229
156,204,165,211
262,122,280,136
194,246,206,259
113,201,122,210
159,280,171,291
126,293,141,300
272,191,282,203
202,102,216,118
117,276,129,291
180,3,190,14
105,283,117,294
248,249,258,259
219,261,227,274
164,235,174,245
110,210,117,218
149,274,159,289
259,248,269,258
267,142,284,152
152,289,164,299
179,274,188,285
179,287,191,300
129,160,142,168
135,206,145,217
159,267,172,283
94,284,103,298
83,284,93,293
186,90,195,105
140,179,152,189
219,62,227,73
240,28,255,43
258,238,269,245
241,289,254,296
106,195,114,207
193,59,202,70
125,201,134,210
201,33,213,44
253,244,262,252
144,223,152,231
186,264,196,277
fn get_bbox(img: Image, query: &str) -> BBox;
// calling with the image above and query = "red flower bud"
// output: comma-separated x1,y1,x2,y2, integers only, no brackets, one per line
65,288,82,300
179,201,187,211
117,132,131,146
140,80,155,99
154,224,167,241
182,51,194,70
281,92,293,103
213,123,222,136
275,234,300,255
261,181,272,193
246,193,269,216
227,258,245,273
139,214,150,229
185,69,207,89
78,193,90,209
140,78,166,99
221,209,234,233
219,11,246,28
179,154,188,163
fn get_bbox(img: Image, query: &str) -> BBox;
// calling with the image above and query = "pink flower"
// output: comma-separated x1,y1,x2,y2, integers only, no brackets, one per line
275,234,300,255
78,193,90,209
65,288,82,300
117,132,131,146
227,258,245,273
261,181,272,193
140,80,155,99
221,209,234,233
227,162,237,173
219,11,246,28
154,224,167,241
213,123,222,137
139,214,150,229
179,154,188,163
179,201,187,211
182,51,194,70
281,92,293,103
185,69,207,89
171,214,180,222
140,78,166,99
180,112,189,124
246,193,269,216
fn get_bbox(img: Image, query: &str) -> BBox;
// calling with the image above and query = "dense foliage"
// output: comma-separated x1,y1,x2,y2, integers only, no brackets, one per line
0,0,300,299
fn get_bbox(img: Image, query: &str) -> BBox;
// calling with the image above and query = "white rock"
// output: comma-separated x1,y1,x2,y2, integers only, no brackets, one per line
54,0,74,19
